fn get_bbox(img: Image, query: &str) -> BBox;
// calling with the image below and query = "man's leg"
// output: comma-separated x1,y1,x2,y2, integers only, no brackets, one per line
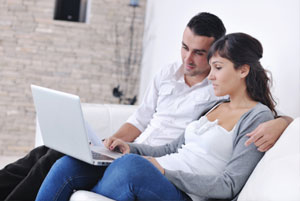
93,154,191,201
0,146,50,200
4,147,64,201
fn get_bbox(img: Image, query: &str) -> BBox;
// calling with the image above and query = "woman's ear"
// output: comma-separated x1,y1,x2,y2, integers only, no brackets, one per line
239,64,250,78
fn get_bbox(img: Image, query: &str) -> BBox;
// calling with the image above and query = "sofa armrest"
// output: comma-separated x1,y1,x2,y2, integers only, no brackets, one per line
35,103,137,147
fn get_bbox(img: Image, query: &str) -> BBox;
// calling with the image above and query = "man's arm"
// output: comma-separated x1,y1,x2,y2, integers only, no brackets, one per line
112,123,142,142
103,123,141,150
105,66,165,147
245,116,293,152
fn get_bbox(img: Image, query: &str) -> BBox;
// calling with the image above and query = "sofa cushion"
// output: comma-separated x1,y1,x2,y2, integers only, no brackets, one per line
70,190,115,201
238,117,300,201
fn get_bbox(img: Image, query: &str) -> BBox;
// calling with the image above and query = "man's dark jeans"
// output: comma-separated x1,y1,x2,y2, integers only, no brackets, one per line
0,146,64,201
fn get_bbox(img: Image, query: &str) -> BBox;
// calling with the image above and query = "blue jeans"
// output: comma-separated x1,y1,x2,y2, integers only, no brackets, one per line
35,154,190,201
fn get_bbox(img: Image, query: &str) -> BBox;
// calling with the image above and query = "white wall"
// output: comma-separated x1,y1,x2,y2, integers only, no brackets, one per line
139,0,300,118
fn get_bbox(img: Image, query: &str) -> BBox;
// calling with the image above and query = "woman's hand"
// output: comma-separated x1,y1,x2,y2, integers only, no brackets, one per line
103,137,130,154
143,156,165,175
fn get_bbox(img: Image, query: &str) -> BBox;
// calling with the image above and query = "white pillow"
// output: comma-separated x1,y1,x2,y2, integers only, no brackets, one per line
238,117,300,201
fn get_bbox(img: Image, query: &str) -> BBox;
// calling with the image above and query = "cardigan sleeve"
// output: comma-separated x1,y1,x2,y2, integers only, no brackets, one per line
128,134,185,157
164,104,274,200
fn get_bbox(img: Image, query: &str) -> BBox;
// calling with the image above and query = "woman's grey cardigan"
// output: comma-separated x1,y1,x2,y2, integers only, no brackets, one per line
128,101,274,201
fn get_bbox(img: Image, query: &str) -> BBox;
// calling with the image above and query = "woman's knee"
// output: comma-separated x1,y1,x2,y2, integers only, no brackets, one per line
48,156,75,177
106,154,151,182
111,154,144,170
53,156,75,169
94,154,149,195
119,154,148,166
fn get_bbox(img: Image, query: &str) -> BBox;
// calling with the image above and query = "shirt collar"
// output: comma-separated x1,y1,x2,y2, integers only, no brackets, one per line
174,64,185,83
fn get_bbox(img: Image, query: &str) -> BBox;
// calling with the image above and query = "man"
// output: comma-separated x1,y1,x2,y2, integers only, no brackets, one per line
0,12,292,201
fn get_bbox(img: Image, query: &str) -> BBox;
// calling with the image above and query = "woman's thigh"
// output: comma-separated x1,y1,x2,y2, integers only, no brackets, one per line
36,155,107,201
92,154,189,201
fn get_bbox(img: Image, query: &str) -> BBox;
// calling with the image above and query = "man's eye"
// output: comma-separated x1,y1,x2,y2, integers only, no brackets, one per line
182,46,188,50
195,51,204,56
216,66,222,70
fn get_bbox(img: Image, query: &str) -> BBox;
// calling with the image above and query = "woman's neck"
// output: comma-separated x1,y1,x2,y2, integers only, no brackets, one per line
228,86,257,109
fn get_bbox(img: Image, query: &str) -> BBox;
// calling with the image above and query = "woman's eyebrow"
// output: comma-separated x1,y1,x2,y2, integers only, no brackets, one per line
211,61,224,64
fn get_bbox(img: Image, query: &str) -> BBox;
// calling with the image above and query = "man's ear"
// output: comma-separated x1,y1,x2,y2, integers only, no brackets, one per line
240,64,250,78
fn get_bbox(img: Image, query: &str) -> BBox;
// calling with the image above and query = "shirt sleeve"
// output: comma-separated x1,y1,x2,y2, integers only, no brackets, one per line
126,68,162,132
164,108,274,200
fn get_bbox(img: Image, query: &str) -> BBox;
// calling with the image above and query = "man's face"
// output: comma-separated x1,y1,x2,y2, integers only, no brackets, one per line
181,27,215,78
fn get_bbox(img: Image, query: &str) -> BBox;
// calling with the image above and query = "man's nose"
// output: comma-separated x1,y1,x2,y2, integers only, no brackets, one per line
185,52,193,63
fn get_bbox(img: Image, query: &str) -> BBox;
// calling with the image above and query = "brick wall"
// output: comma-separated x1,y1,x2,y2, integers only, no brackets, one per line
0,0,146,156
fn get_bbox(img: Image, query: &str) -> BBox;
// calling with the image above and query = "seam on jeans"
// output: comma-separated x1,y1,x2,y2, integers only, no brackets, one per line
52,175,95,201
53,177,72,201
116,191,135,201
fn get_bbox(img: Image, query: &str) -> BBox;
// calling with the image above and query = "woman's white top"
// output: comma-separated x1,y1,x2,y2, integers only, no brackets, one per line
156,104,235,175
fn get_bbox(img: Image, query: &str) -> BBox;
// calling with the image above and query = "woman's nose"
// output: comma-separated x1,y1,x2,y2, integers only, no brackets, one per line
208,70,215,80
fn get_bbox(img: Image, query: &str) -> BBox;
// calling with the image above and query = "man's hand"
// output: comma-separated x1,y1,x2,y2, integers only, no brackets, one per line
103,137,130,154
245,117,292,152
143,156,165,175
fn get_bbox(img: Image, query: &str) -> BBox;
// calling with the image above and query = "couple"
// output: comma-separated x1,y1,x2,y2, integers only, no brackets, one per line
35,16,285,201
1,12,291,201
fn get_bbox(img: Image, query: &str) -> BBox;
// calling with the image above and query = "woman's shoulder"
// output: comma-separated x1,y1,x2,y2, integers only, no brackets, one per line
248,102,274,117
230,103,275,144
237,102,274,130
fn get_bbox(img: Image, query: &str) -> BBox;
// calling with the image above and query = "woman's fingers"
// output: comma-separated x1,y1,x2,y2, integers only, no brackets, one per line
110,139,130,154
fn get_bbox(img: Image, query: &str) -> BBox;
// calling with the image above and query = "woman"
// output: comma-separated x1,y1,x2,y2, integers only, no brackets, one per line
35,33,276,201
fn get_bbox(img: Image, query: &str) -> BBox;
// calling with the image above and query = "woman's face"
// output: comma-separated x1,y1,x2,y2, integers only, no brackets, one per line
208,53,245,97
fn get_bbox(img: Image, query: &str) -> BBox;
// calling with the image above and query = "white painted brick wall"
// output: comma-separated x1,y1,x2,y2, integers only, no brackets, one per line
0,0,146,155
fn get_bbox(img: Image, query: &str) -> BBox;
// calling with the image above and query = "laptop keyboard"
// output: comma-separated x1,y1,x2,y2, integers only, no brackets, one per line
91,151,114,160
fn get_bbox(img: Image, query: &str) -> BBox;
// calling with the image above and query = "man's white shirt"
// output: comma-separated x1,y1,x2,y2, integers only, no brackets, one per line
127,62,226,146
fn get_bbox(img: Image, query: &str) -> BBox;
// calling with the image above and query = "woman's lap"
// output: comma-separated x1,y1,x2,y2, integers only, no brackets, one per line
35,155,106,201
36,154,189,201
92,154,189,201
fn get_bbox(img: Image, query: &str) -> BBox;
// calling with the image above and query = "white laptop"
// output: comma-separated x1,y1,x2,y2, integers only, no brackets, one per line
31,85,122,166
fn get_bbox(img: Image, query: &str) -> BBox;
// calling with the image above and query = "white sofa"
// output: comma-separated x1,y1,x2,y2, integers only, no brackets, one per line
35,103,300,201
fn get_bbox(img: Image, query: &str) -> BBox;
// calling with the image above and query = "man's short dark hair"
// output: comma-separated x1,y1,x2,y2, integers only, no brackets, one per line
187,12,226,41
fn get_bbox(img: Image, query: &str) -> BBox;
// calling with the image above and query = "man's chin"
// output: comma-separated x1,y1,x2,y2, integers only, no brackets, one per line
183,70,202,77
183,68,195,76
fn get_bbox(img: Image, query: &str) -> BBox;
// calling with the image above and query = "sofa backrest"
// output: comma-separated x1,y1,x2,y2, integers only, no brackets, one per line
238,117,300,201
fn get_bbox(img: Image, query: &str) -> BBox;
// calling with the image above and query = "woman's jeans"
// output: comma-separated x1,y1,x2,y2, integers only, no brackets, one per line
35,154,190,201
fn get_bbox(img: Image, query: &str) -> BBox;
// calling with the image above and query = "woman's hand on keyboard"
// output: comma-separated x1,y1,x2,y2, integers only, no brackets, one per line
104,137,130,154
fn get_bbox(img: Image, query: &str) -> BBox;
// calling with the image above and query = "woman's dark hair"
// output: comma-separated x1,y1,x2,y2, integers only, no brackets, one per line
207,33,277,116
187,12,226,41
